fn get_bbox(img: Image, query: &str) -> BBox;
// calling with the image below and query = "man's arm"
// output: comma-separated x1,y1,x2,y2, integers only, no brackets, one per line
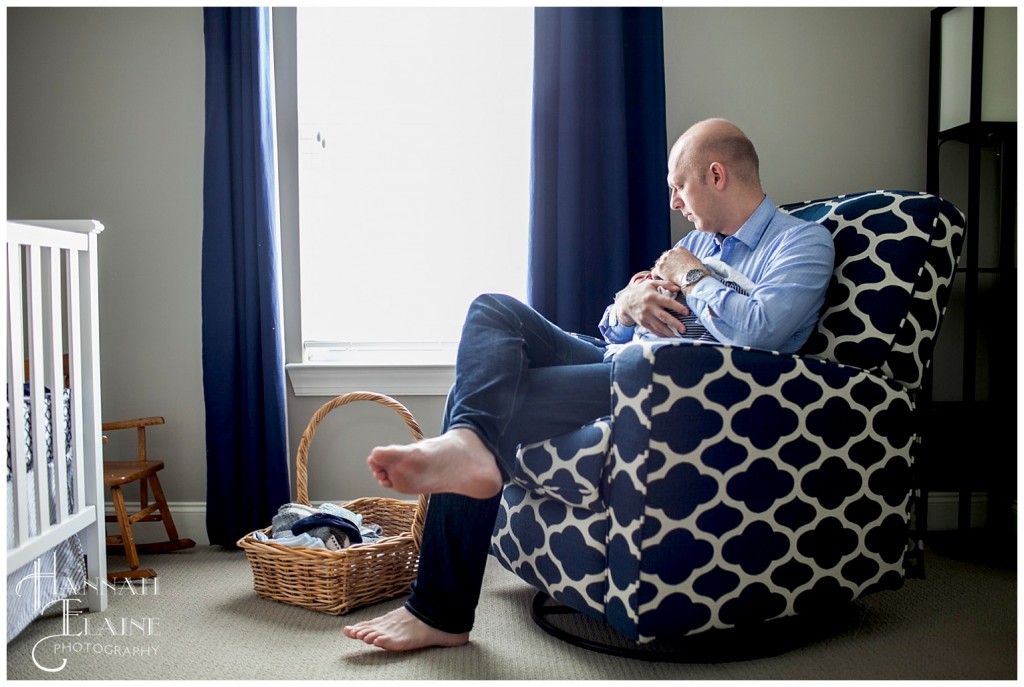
682,225,834,353
599,270,690,341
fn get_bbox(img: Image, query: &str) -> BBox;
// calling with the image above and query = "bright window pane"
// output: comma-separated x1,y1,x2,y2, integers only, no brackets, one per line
296,8,533,358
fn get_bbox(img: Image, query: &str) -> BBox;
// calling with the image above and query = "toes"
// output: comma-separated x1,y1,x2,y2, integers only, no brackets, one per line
362,629,384,646
373,635,399,651
344,623,375,642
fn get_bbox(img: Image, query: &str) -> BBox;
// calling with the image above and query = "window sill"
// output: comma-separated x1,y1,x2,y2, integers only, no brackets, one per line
286,362,454,397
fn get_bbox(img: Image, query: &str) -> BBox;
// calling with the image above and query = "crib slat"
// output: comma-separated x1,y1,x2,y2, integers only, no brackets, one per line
7,242,31,547
66,247,87,514
47,247,71,521
26,244,53,537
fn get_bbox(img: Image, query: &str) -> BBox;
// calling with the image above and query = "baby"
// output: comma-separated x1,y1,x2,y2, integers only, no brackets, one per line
632,257,754,342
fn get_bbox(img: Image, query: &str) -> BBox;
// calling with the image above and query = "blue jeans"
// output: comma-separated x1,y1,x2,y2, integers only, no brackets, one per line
403,294,612,634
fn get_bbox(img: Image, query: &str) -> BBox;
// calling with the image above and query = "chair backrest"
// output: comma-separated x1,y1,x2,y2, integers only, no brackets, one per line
101,416,166,464
780,190,965,390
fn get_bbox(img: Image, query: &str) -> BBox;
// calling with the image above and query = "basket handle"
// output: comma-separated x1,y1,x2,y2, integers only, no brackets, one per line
294,391,429,549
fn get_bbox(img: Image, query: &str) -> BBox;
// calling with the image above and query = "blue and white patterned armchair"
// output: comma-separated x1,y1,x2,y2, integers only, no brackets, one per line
491,190,965,646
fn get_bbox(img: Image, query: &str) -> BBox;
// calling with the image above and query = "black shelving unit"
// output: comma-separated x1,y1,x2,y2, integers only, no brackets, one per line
924,7,1016,562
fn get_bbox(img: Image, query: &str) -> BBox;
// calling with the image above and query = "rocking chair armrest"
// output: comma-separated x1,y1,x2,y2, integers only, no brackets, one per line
102,416,166,432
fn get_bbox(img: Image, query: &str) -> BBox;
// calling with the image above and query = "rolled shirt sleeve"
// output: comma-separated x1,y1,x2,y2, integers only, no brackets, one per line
598,299,636,344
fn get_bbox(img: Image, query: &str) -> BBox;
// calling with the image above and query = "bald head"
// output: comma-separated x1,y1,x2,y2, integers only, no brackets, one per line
669,118,762,191
666,119,767,235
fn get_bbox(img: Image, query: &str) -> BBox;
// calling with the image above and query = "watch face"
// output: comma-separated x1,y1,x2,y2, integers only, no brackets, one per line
685,268,706,285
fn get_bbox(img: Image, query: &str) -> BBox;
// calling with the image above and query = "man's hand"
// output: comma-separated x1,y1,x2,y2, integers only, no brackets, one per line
653,246,705,288
614,270,690,338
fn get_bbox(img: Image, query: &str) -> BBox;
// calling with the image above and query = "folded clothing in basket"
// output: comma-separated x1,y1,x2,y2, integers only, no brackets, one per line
258,502,383,551
292,513,362,547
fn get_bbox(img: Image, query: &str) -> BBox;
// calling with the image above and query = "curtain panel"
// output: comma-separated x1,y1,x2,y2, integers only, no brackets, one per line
528,7,670,336
202,7,290,547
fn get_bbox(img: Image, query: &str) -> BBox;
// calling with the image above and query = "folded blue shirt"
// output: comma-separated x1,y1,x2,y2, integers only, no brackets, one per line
290,512,362,545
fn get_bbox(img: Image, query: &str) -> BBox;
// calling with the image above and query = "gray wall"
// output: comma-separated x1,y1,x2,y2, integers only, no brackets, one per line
663,7,931,243
6,7,935,536
7,8,207,508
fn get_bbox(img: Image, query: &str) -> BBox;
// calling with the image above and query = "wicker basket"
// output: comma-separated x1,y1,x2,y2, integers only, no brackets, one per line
237,391,429,615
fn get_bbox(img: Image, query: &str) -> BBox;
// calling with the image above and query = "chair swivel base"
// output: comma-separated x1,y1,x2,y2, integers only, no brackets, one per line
530,592,854,663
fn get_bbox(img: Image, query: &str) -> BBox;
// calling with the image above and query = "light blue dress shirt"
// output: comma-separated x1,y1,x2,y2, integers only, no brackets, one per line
599,195,835,355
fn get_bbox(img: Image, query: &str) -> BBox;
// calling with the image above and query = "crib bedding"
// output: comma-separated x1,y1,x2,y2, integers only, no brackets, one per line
6,384,86,641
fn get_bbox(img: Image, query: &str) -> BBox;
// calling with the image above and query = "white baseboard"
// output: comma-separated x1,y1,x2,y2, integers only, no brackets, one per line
106,492,990,548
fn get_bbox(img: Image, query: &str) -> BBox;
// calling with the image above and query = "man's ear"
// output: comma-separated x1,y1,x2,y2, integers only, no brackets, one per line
709,161,727,189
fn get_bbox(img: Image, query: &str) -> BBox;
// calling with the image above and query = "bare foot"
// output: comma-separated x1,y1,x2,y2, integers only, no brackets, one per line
367,428,503,499
343,606,469,651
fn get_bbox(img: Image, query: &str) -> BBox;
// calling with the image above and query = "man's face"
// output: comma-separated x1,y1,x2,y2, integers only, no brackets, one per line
667,157,717,232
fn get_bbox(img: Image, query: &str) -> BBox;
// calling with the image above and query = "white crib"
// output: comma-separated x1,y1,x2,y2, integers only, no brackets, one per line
6,220,108,640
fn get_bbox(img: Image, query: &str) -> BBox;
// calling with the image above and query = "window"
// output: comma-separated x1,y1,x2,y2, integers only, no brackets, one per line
295,7,534,366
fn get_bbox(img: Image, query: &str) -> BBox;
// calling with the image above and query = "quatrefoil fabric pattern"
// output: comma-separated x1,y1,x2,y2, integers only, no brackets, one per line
490,191,965,644
783,191,965,390
613,342,913,641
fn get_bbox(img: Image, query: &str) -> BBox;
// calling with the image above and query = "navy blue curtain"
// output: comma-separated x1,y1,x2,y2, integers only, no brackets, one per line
529,7,670,336
202,7,290,547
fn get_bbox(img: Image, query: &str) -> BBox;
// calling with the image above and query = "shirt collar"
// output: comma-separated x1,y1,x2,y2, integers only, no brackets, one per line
724,195,775,250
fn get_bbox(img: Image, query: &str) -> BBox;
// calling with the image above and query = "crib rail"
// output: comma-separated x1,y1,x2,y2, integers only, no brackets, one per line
6,219,107,611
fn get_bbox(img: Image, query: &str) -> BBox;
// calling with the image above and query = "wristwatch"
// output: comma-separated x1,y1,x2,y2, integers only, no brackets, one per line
682,267,708,290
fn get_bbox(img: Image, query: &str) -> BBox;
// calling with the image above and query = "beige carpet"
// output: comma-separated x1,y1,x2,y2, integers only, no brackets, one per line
6,545,1016,681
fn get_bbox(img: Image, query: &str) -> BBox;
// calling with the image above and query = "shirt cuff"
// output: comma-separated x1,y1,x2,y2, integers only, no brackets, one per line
599,304,635,343
687,275,719,302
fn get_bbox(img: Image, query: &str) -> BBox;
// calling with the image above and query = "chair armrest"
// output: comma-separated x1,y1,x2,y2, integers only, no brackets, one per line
604,339,914,639
510,418,612,512
101,417,165,462
102,416,165,432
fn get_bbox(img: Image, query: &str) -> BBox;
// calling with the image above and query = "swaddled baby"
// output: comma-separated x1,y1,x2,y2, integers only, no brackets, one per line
632,257,754,342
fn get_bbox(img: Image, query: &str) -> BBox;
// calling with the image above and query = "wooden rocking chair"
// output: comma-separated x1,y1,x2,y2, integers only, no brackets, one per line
102,416,195,581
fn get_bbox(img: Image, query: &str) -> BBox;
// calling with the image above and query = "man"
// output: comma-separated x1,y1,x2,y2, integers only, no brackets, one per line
343,118,835,651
